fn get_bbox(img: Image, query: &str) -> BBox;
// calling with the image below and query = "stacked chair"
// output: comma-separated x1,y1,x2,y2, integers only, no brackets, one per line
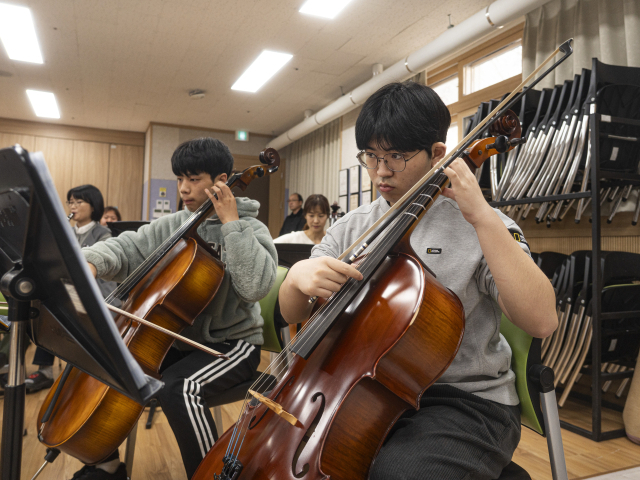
533,251,640,436
467,60,640,227
480,58,640,441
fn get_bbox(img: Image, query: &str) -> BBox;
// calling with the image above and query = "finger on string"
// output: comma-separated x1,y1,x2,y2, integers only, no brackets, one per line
333,261,363,280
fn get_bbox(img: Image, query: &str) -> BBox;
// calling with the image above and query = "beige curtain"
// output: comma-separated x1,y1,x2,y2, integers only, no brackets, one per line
287,118,341,205
523,0,640,88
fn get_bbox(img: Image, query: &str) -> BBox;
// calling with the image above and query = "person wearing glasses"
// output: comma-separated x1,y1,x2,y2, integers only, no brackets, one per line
278,192,306,236
25,185,115,394
278,82,557,480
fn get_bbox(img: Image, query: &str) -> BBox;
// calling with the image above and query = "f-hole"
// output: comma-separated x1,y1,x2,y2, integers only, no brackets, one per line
292,392,325,478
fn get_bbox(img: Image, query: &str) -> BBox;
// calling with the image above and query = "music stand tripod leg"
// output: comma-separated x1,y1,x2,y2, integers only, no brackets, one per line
0,298,30,480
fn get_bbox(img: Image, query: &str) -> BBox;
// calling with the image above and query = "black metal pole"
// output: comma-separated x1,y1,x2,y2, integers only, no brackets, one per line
1,299,29,480
589,103,603,442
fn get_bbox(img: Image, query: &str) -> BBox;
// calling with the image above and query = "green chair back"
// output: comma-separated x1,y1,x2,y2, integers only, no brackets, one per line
500,315,545,435
259,266,289,353
0,293,7,317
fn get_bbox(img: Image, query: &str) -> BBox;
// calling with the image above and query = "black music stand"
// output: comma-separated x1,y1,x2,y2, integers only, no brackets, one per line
107,220,150,237
274,243,314,268
0,146,163,480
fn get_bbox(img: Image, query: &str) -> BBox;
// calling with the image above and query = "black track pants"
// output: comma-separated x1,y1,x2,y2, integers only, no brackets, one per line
157,339,261,479
369,385,521,480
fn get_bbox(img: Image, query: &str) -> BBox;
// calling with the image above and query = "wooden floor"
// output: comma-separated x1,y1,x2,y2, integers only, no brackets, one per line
2,346,640,480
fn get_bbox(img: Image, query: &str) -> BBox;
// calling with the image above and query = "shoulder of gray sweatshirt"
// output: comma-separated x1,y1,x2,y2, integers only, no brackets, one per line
82,197,278,347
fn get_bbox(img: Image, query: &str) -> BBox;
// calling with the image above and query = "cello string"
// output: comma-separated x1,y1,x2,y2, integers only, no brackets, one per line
239,179,439,411
220,63,558,465
247,177,442,396
227,175,448,460
226,186,439,461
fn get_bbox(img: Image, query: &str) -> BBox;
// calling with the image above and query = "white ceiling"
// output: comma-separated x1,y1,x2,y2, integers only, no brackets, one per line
0,0,488,135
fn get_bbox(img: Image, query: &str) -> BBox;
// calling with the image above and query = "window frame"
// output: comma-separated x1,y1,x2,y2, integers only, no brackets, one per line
427,24,524,146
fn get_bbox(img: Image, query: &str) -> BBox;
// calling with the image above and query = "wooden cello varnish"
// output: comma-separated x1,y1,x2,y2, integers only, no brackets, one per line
37,150,280,465
192,113,523,480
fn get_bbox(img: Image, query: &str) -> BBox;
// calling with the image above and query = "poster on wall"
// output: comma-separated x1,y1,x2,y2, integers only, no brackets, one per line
350,193,359,212
361,190,372,206
349,166,360,195
339,195,348,214
361,172,372,192
339,169,349,197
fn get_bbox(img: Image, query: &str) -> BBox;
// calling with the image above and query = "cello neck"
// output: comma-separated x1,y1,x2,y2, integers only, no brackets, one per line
105,150,280,304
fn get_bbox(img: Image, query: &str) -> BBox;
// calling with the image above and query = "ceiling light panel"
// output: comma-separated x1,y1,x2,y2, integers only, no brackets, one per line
0,3,43,63
26,90,60,118
299,0,354,19
231,50,293,93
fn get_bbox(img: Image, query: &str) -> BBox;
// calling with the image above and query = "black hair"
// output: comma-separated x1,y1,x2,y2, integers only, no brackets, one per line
171,137,234,180
104,206,122,221
355,81,451,157
67,184,104,222
291,193,303,202
303,194,330,216
302,194,330,230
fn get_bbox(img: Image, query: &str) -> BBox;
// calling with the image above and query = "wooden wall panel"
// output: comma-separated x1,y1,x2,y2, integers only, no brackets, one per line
0,133,36,152
35,137,74,208
107,145,144,221
269,157,286,238
71,141,111,208
2,122,145,222
0,118,145,146
527,236,640,256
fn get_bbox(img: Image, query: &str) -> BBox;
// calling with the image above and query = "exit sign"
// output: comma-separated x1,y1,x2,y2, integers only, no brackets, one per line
236,130,249,141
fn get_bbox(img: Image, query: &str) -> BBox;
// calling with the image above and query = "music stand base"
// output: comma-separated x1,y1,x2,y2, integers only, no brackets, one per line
1,300,29,480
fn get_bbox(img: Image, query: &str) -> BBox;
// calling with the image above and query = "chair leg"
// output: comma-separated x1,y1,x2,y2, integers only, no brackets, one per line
540,390,569,480
146,399,158,429
124,421,138,479
213,406,224,438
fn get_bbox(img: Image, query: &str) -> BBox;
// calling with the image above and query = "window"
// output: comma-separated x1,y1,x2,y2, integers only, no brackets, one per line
445,123,459,155
463,40,522,95
431,75,458,106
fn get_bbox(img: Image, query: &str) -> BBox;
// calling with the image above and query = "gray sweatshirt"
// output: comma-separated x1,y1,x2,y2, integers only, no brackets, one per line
82,197,277,347
311,195,531,406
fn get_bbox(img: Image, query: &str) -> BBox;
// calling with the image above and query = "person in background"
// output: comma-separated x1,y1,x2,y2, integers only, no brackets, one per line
26,185,115,394
100,206,122,226
274,194,330,245
278,193,305,236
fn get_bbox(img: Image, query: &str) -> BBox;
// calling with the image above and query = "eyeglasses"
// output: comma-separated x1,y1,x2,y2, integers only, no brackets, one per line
356,150,423,172
66,200,86,207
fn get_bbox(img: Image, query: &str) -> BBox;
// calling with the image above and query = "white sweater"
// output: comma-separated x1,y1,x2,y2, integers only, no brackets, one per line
274,230,315,245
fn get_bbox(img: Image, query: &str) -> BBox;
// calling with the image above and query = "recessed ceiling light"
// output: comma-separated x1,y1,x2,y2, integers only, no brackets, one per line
26,90,60,118
299,0,353,19
0,3,43,63
231,50,293,93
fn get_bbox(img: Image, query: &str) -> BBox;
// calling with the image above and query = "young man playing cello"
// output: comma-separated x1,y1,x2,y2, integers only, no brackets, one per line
279,82,557,479
73,138,277,480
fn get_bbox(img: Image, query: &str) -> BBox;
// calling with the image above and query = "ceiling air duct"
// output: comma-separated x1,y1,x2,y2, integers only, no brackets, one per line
268,0,551,150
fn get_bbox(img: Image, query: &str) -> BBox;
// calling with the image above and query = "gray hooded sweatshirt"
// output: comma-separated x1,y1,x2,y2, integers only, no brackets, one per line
82,197,277,348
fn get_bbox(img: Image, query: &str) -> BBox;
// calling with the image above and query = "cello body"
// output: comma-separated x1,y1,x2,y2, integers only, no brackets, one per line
193,244,465,480
37,237,225,464
36,149,280,464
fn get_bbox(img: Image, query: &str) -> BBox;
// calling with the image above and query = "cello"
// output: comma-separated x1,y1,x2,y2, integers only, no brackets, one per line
193,41,573,480
36,148,280,465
